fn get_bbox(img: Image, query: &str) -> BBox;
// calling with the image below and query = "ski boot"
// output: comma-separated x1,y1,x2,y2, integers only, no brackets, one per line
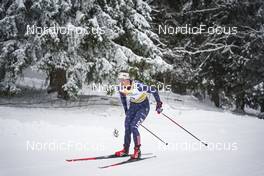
115,145,129,157
130,145,141,159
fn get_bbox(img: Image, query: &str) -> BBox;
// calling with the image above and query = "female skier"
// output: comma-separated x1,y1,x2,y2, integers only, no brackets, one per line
115,71,163,159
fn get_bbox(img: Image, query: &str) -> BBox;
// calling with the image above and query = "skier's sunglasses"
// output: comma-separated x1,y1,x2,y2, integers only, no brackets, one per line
124,85,132,90
119,79,132,90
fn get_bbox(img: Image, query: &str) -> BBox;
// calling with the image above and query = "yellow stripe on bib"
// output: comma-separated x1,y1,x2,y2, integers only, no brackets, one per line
130,93,147,103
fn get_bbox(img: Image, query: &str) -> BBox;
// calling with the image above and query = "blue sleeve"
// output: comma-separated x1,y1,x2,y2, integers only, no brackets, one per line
120,92,128,112
147,86,161,102
135,81,161,102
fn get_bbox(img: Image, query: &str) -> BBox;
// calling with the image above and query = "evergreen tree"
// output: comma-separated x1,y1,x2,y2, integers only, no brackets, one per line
0,0,171,98
151,0,264,112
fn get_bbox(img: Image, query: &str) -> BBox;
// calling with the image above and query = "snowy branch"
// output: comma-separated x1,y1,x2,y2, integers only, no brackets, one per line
183,7,221,14
173,43,226,55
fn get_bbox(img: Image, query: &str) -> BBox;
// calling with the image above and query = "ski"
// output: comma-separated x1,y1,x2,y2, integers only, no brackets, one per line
99,155,157,169
65,153,153,162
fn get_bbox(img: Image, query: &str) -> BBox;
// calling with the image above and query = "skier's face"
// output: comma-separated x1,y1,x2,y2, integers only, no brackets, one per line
120,79,132,91
120,79,131,87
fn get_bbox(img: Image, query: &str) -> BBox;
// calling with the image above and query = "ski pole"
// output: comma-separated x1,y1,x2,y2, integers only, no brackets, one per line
140,124,168,146
161,112,208,147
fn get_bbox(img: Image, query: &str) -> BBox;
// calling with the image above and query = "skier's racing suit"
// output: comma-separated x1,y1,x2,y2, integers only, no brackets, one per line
119,80,161,150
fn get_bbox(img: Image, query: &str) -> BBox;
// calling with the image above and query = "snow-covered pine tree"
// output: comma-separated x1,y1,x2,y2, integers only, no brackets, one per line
0,0,172,98
151,0,264,112
0,0,33,95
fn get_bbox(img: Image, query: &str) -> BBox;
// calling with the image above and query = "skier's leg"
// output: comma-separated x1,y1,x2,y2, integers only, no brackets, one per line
124,115,132,149
124,105,137,150
116,106,137,156
130,103,150,147
129,103,149,159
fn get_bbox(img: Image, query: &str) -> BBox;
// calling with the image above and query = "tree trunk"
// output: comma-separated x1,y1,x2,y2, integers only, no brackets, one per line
212,88,220,108
0,64,5,81
235,92,245,113
260,99,264,113
47,68,68,99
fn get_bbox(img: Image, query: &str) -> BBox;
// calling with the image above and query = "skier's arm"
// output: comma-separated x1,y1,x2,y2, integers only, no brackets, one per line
120,92,128,113
148,87,163,113
146,87,161,103
139,83,161,103
137,82,163,113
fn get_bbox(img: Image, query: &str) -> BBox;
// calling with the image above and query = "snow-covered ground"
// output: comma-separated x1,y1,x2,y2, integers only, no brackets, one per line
0,93,264,176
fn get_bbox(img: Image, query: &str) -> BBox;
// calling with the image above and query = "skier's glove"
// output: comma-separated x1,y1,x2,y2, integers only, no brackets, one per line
156,101,163,114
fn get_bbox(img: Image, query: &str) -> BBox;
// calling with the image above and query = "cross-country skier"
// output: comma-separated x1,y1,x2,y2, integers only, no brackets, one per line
115,71,163,159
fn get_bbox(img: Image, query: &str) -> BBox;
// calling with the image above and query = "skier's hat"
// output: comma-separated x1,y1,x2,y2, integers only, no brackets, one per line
118,71,130,80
